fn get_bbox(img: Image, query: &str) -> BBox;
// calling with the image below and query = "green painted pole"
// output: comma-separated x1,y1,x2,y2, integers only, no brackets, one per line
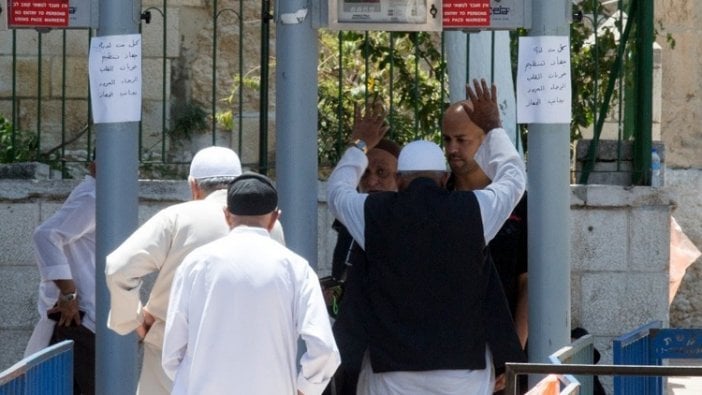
633,0,653,185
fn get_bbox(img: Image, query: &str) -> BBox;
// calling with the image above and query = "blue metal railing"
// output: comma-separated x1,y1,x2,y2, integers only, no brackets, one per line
612,320,663,394
507,322,702,395
0,340,73,395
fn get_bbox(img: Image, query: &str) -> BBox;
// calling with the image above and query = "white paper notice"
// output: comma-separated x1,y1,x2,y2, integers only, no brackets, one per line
516,36,572,124
89,34,142,123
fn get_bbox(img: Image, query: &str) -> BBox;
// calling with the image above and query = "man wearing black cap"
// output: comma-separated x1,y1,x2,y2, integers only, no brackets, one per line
327,79,526,394
106,146,285,395
162,172,340,395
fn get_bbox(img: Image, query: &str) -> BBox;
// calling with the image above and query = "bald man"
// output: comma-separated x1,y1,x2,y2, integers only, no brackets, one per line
442,100,528,351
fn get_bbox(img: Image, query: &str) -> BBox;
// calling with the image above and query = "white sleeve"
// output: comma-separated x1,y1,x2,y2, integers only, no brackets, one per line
161,261,192,380
105,211,173,334
472,128,527,243
296,264,341,395
326,147,369,249
33,182,95,280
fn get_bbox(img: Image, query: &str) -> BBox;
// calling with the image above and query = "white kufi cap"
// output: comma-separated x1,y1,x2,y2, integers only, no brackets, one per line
189,146,242,179
397,140,447,172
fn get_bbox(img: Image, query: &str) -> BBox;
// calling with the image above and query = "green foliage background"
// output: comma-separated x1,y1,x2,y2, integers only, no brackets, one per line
317,31,447,170
0,115,38,163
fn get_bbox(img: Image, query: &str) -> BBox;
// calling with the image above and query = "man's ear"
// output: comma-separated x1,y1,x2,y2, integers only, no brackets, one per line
223,207,236,228
189,178,202,200
266,210,280,232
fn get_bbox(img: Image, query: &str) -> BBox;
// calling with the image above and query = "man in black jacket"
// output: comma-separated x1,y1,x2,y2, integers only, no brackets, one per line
327,79,526,395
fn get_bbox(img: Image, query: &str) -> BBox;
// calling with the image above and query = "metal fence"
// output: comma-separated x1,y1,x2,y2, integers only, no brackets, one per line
613,321,702,395
549,334,595,395
505,363,702,395
0,0,654,183
0,340,73,395
612,320,663,394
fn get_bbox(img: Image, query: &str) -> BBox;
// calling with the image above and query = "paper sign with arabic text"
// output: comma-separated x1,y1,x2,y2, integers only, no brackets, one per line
516,36,571,124
88,34,142,124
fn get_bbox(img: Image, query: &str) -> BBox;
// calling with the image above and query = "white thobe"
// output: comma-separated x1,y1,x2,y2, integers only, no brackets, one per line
106,189,286,395
162,226,340,395
326,128,526,395
25,176,96,356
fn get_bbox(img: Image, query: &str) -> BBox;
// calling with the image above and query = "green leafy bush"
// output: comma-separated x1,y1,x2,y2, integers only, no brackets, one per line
0,115,38,163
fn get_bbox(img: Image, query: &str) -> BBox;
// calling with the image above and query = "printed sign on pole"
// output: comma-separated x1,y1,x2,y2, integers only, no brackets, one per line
442,0,490,29
8,0,69,28
89,34,143,124
516,36,572,124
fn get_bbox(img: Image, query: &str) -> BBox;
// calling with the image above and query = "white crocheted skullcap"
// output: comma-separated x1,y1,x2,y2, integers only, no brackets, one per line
397,140,447,172
189,146,242,179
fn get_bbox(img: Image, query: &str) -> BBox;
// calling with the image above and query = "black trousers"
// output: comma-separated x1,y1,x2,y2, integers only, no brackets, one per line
50,324,95,395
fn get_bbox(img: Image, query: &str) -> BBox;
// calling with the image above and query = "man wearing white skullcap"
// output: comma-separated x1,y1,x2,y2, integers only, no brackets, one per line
327,79,526,395
163,173,340,395
106,146,285,395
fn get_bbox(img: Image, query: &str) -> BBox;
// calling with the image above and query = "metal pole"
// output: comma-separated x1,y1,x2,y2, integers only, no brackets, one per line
275,0,318,268
444,31,467,104
95,0,140,393
527,0,572,370
259,0,271,174
633,0,653,184
446,31,521,154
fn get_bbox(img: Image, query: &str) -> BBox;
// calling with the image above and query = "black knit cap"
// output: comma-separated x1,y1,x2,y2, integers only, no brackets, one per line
227,172,278,216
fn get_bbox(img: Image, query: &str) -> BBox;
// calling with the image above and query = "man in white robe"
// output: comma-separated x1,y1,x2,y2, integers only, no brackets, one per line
163,172,340,395
26,161,97,394
106,146,285,395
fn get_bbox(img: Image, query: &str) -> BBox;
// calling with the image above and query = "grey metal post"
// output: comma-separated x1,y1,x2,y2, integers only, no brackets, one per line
95,0,140,393
445,31,468,104
527,0,572,366
446,31,522,154
275,0,319,268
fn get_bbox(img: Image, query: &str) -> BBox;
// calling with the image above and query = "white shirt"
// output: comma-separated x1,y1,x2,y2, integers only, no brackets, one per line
326,128,526,394
106,188,286,349
32,175,96,332
106,190,233,348
327,128,526,248
162,226,340,395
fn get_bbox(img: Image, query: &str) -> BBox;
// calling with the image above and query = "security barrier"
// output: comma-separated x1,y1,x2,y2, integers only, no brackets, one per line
0,341,73,395
613,321,702,395
549,334,594,394
505,363,702,395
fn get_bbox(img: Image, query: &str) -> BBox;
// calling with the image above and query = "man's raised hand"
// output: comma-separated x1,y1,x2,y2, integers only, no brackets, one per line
350,100,390,150
463,78,502,133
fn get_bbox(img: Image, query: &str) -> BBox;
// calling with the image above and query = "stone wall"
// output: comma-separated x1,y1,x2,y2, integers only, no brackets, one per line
0,0,276,167
667,169,702,327
569,184,673,388
655,0,702,169
0,179,673,375
654,1,702,329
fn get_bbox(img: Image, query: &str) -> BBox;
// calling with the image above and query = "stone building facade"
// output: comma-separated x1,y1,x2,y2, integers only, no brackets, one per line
0,0,275,171
0,0,700,380
654,0,702,328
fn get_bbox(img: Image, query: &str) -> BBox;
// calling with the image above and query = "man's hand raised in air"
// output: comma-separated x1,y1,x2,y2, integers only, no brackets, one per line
463,78,502,134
